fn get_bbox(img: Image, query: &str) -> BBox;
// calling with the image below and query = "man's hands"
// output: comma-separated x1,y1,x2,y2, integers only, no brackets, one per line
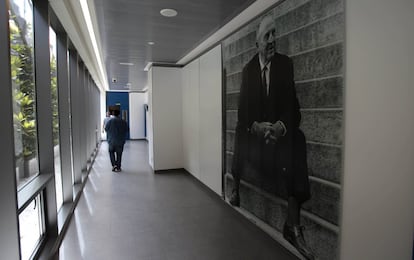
251,121,272,138
251,121,285,144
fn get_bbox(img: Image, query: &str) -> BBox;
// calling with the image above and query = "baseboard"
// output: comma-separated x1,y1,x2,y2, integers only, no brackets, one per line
154,168,186,174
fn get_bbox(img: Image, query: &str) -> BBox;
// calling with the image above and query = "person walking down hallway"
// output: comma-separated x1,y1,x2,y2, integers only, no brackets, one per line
105,110,128,172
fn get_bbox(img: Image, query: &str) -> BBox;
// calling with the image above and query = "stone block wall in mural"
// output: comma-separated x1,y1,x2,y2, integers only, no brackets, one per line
222,0,344,259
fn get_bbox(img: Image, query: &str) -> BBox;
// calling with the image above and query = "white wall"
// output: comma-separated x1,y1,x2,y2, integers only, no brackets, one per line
100,90,106,139
182,46,222,195
198,46,222,195
147,69,154,168
144,91,148,104
340,1,414,259
182,59,200,179
129,92,146,139
151,66,183,170
144,91,149,140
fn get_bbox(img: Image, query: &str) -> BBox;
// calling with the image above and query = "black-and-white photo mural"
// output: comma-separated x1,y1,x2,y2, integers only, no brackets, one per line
222,0,344,259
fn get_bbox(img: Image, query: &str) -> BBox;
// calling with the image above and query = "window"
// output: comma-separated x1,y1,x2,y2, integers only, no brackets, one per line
9,0,39,190
19,195,45,260
50,27,63,210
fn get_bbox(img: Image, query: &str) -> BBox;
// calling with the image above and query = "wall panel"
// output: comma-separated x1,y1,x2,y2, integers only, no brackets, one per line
199,45,222,195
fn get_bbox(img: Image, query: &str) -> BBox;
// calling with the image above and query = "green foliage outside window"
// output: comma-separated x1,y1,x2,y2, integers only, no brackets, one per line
10,15,37,160
10,9,59,168
50,51,59,146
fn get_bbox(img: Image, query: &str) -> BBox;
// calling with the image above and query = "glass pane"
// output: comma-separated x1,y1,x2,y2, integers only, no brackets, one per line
50,27,63,211
19,195,44,260
9,0,39,190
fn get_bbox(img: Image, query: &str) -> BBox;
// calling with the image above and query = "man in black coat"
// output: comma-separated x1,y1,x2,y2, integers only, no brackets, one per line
105,109,129,172
230,14,314,259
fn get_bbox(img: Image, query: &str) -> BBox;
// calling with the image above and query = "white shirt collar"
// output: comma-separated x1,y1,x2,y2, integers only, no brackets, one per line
259,55,271,71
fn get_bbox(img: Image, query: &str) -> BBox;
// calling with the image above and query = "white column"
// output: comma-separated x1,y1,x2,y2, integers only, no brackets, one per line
341,0,414,259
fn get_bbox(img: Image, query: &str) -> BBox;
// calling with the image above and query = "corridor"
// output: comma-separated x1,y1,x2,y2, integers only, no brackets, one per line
58,140,298,260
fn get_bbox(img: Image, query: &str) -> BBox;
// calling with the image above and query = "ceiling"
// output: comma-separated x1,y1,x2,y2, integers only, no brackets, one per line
92,0,256,91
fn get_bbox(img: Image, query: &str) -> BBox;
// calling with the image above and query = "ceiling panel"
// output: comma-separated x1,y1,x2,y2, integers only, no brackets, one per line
93,0,256,90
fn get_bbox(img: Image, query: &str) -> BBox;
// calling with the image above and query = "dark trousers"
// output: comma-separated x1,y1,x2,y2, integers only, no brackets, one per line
232,128,310,203
108,143,124,168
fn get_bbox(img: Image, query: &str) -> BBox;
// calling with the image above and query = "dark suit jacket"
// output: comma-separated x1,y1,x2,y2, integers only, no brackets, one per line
231,52,310,201
105,116,129,146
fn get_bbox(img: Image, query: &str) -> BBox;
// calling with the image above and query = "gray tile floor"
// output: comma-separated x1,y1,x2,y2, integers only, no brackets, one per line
58,140,298,260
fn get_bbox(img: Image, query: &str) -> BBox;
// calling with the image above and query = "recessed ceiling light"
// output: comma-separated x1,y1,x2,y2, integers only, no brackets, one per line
119,62,134,66
160,8,178,17
148,41,155,45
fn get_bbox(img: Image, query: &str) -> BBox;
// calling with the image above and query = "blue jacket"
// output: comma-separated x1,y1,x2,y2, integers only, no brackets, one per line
105,116,128,146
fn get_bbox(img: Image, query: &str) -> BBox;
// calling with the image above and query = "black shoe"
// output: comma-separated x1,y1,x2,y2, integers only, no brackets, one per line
112,166,117,172
229,190,240,207
283,223,315,260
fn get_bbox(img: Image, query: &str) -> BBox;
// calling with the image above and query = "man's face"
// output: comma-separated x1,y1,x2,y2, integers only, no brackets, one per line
256,17,276,63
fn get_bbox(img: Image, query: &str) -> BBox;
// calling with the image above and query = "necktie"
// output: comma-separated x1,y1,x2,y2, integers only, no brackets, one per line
262,66,268,96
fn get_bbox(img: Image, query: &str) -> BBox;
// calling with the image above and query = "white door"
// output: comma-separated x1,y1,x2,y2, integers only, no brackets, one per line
129,92,146,139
